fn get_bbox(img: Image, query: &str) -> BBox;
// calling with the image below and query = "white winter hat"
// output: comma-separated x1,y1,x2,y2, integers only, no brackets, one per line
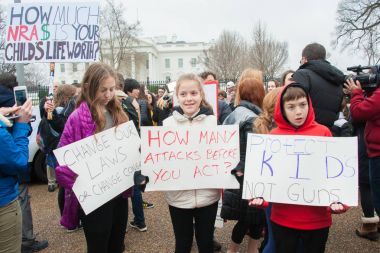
226,81,235,89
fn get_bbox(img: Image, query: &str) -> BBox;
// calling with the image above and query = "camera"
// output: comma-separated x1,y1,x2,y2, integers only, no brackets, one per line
346,65,380,91
162,94,173,108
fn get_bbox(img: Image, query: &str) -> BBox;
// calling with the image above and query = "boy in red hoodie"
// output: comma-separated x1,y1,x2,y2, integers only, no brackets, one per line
250,83,347,253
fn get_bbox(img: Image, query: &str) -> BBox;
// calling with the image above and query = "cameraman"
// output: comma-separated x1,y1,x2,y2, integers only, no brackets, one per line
345,78,380,217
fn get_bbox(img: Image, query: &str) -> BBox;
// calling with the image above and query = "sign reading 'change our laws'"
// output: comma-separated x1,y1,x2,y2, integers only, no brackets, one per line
54,122,140,214
242,134,358,207
141,125,240,191
5,2,100,63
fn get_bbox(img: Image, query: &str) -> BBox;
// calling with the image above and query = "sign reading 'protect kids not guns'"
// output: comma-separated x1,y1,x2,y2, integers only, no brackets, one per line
141,125,240,191
242,134,358,207
5,2,100,63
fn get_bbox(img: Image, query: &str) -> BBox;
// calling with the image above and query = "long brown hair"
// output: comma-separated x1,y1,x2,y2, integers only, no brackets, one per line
254,87,281,134
53,84,76,107
77,62,129,133
176,73,213,114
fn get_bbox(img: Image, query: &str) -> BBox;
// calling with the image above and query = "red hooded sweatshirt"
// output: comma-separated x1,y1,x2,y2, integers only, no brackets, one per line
270,84,333,230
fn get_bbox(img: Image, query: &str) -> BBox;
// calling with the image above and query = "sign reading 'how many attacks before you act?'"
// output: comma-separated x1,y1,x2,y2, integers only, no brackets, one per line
141,125,241,191
5,2,100,63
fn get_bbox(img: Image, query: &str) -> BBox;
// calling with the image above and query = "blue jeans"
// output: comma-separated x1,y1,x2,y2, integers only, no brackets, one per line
369,157,380,215
131,185,145,225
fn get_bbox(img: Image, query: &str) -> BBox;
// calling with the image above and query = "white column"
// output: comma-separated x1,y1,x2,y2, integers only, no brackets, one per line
131,54,136,79
148,53,153,81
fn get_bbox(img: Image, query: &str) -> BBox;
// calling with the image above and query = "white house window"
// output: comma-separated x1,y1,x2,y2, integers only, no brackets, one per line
85,63,90,70
165,58,170,68
146,59,149,69
190,58,196,68
61,80,66,84
72,63,78,72
60,64,65,72
178,58,183,68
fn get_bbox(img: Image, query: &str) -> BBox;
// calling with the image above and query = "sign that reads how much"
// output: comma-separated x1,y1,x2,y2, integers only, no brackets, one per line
242,134,358,206
53,122,141,214
5,2,100,63
141,125,240,191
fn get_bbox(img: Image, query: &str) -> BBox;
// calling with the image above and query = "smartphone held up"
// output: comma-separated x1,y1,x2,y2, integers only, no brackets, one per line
13,86,28,106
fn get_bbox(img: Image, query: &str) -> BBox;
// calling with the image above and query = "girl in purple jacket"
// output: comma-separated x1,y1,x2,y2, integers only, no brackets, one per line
56,62,130,253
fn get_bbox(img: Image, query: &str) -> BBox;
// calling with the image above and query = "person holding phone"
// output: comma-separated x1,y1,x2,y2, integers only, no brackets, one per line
0,99,32,253
0,73,49,252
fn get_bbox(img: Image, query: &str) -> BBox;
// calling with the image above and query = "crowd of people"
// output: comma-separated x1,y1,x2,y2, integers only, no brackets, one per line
1,42,380,253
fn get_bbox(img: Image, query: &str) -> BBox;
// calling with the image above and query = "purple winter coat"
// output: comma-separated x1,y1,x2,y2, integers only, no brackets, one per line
55,102,133,229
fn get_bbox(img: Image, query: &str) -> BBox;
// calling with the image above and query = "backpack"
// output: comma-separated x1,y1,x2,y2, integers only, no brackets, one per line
36,117,61,153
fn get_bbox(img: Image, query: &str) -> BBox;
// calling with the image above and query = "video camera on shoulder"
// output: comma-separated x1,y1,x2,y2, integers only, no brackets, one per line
346,65,380,91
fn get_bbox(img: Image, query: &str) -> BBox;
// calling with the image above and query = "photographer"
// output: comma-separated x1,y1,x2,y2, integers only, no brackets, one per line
345,78,380,218
153,92,173,126
0,100,32,253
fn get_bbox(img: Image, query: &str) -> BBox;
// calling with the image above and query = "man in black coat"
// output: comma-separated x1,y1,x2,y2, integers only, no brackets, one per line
293,43,345,129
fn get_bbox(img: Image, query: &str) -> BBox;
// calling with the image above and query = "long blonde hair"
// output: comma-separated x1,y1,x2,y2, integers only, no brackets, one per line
176,73,213,114
254,87,281,134
77,62,129,133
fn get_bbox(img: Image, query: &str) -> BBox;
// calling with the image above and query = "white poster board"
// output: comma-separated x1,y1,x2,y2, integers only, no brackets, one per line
5,2,100,63
172,83,218,116
242,134,358,206
54,121,141,214
141,125,240,191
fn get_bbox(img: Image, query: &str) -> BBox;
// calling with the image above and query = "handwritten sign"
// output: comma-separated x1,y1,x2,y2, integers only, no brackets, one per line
242,134,358,206
141,125,240,191
54,121,141,214
5,2,100,63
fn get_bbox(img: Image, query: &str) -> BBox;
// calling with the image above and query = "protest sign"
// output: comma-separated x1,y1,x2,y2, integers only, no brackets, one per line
141,125,240,191
5,2,100,63
53,121,141,214
242,134,358,206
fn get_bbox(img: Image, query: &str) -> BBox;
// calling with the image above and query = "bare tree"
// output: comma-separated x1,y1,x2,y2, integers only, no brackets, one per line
334,0,380,64
100,0,140,71
200,30,248,80
24,64,49,86
249,22,288,79
0,5,16,74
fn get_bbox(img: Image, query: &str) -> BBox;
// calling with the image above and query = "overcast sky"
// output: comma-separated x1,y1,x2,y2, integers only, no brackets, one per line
123,0,365,74
7,0,365,75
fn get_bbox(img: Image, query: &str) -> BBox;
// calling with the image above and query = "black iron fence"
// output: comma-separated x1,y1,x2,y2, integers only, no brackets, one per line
26,79,238,106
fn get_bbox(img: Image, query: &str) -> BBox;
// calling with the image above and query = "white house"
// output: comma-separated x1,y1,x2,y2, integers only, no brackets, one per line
54,35,213,84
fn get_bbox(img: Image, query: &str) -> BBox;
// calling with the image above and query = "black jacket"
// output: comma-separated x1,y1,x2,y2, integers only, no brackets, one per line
138,99,153,127
223,100,261,174
217,99,232,125
121,97,140,134
153,106,172,126
293,59,345,128
0,85,15,107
